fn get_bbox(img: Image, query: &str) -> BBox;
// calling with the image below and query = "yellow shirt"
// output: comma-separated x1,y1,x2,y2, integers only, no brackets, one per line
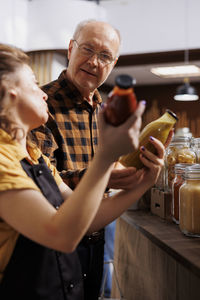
0,129,63,281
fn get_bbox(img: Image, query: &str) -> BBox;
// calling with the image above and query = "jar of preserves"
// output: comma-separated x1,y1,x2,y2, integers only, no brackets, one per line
154,166,165,190
179,164,200,237
171,163,193,224
165,136,197,192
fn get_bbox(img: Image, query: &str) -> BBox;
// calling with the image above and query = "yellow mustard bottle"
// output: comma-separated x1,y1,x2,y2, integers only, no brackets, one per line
119,109,178,169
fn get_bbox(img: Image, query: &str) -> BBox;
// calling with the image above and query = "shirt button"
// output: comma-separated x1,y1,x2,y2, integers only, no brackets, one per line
55,206,59,210
83,273,87,278
66,282,74,291
38,170,43,175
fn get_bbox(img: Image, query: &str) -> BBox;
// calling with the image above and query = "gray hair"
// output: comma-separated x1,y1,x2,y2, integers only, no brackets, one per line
73,19,121,45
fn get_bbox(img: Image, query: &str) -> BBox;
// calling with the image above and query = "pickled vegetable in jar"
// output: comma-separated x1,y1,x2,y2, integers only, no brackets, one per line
119,109,178,169
165,136,197,192
172,163,193,224
179,164,200,237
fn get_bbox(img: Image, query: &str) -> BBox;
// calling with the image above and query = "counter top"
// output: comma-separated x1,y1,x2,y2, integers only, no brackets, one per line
121,210,200,278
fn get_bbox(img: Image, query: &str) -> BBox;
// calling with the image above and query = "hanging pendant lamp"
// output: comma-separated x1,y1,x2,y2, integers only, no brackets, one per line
174,0,199,101
174,78,199,101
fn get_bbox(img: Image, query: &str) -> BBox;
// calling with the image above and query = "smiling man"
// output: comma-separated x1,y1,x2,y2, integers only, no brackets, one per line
32,20,122,300
66,21,119,104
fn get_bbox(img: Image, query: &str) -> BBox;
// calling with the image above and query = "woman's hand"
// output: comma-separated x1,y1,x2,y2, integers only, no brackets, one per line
136,136,165,187
97,101,146,163
164,129,174,148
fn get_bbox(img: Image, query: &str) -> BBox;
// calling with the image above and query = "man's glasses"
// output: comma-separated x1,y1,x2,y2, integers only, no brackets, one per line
73,40,117,66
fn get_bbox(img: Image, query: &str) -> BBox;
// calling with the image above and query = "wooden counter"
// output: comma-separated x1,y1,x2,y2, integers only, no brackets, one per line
111,210,200,300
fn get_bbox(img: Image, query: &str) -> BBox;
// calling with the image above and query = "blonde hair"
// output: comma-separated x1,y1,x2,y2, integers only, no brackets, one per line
0,43,29,139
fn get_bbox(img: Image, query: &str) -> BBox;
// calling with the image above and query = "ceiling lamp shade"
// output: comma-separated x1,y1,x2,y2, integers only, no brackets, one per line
151,65,200,78
174,79,199,101
173,0,199,102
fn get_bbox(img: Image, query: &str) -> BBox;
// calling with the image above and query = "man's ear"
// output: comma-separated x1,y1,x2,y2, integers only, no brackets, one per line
114,57,118,66
68,40,74,61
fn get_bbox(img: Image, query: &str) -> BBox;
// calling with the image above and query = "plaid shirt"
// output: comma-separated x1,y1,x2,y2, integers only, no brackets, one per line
32,70,102,189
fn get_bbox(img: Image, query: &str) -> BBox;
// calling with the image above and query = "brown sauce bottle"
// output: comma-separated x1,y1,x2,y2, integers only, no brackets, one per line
104,74,137,126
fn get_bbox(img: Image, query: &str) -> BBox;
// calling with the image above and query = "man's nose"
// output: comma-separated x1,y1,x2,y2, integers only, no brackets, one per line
88,53,99,65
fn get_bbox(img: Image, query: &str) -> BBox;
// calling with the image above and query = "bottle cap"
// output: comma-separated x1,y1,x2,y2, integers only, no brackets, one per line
166,109,179,121
115,74,136,89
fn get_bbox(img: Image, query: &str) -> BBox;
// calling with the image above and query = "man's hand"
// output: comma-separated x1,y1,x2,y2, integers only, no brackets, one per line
107,162,144,190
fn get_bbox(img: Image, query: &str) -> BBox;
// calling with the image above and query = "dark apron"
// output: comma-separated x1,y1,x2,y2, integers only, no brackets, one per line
0,156,84,300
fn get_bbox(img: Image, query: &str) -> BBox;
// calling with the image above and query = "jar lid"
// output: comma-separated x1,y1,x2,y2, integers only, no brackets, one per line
174,163,194,174
183,164,200,179
171,136,191,143
191,137,200,147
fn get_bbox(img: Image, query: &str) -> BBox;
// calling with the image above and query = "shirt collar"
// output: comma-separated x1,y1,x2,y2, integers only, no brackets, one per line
0,129,42,163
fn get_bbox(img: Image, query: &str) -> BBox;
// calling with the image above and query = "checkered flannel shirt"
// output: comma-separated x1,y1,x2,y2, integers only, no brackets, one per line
32,70,102,190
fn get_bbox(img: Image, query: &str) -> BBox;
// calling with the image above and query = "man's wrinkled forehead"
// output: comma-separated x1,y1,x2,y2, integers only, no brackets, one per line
76,22,120,44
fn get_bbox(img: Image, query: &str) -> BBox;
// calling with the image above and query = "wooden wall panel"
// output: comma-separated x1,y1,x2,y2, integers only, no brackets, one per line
135,83,200,137
28,51,53,86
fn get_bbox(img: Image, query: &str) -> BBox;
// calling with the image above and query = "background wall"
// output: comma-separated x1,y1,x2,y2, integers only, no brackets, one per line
0,0,28,49
1,0,200,54
134,83,200,137
103,0,200,54
1,0,200,137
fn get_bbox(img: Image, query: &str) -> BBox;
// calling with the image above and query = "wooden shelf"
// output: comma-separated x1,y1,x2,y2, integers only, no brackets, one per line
122,210,200,278
112,210,200,300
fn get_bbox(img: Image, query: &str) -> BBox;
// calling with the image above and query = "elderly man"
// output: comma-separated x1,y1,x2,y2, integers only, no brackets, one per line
33,19,136,299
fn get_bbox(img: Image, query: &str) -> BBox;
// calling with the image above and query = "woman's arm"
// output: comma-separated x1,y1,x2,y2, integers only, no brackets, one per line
88,136,165,232
0,102,146,253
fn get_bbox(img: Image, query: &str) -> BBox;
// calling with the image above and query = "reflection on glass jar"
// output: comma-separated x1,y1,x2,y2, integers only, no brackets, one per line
191,137,200,163
165,136,197,192
172,163,193,224
179,164,200,237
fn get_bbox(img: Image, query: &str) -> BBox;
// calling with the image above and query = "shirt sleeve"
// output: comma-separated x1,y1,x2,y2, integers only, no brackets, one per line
32,115,87,190
0,146,40,193
60,169,86,190
31,123,58,166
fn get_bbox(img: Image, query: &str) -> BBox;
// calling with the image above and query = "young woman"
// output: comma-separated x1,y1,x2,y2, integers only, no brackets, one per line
0,43,165,300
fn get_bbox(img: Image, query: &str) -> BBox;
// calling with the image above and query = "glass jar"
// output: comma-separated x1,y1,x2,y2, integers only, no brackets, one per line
154,166,165,190
174,127,192,138
191,137,200,163
171,163,193,224
165,136,197,192
179,164,200,237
